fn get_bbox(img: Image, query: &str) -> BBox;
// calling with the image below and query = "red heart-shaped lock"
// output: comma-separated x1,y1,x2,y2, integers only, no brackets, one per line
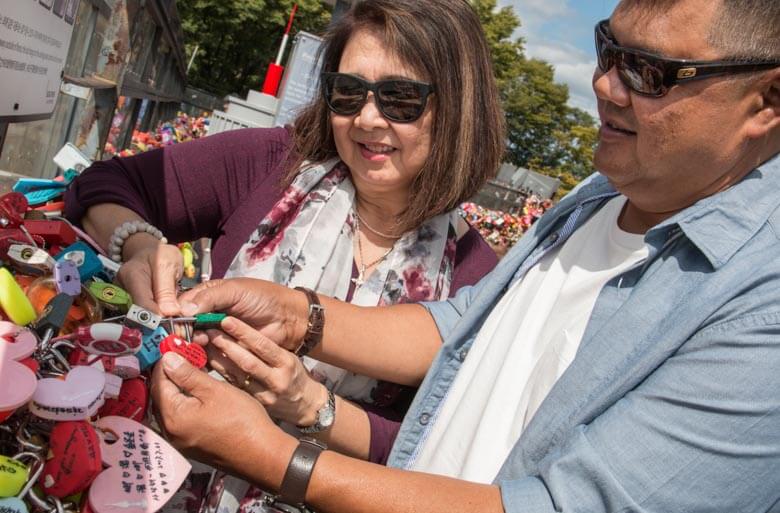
99,378,149,422
40,421,103,498
0,193,28,228
159,335,207,369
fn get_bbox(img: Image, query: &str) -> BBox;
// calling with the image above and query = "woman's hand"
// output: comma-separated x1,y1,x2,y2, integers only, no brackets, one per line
207,316,328,427
151,351,297,484
116,242,184,316
178,278,308,352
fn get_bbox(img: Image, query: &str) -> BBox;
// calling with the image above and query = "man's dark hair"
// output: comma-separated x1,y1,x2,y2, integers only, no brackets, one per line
617,0,780,60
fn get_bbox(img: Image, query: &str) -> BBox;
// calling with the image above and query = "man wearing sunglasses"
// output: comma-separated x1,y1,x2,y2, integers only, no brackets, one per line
152,1,780,512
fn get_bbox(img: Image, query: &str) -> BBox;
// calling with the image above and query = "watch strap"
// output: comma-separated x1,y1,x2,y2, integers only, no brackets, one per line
278,437,326,506
294,287,325,357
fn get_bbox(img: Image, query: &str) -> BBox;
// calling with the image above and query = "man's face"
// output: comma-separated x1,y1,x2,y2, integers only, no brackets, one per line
592,0,757,215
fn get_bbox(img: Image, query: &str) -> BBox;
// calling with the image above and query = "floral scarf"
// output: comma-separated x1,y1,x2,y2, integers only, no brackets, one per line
186,159,459,513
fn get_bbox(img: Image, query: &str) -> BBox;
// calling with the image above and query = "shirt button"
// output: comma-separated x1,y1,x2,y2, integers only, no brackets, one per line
458,349,469,362
549,232,560,243
419,413,431,425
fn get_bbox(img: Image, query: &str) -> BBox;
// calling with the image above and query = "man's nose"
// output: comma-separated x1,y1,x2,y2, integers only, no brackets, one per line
593,66,631,108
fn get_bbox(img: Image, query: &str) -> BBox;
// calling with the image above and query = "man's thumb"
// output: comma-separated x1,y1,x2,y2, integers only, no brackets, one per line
161,352,209,396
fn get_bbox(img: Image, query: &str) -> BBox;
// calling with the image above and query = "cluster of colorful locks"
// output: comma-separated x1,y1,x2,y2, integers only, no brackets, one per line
0,175,223,513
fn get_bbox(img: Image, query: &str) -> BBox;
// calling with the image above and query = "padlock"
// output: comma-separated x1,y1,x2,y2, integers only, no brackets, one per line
39,421,102,498
11,453,44,503
55,241,102,282
125,304,162,331
6,244,55,276
0,192,28,229
32,292,75,356
98,378,148,422
0,455,29,497
137,326,167,370
73,323,142,356
26,276,101,334
0,267,37,326
54,260,81,297
0,324,37,423
159,334,207,369
29,365,106,421
21,219,77,248
87,282,132,313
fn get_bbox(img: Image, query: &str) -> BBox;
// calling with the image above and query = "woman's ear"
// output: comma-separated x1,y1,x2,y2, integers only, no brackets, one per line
745,68,780,139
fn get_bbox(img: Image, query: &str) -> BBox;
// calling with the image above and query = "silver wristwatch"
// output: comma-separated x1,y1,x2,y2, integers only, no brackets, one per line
298,389,335,434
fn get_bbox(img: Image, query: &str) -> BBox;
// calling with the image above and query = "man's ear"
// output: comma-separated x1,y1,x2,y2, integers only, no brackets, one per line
745,68,780,139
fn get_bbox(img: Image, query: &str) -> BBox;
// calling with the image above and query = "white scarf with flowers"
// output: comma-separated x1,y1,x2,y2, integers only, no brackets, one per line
224,158,458,401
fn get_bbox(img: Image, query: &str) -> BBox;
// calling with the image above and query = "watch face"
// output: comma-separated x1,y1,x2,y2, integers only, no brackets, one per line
320,407,335,428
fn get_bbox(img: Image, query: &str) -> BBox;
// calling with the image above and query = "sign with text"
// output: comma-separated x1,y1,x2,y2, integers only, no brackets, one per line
0,0,79,121
275,31,323,128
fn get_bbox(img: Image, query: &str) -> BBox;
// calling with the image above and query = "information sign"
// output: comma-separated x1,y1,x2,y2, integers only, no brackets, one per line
0,0,79,121
275,31,323,128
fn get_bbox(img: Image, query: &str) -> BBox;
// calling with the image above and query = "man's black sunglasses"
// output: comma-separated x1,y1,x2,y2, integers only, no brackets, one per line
321,72,434,123
595,19,780,97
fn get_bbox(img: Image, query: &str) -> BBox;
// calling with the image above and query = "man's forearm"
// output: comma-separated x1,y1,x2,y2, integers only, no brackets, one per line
307,299,443,386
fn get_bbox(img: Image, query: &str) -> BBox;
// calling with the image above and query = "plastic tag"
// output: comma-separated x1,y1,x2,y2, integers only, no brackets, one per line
55,260,82,296
90,417,191,513
30,366,106,421
0,323,37,422
74,323,142,356
0,456,28,497
40,421,102,498
0,267,37,326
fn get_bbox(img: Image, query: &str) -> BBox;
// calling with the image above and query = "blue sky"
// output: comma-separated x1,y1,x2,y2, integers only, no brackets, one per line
498,0,619,116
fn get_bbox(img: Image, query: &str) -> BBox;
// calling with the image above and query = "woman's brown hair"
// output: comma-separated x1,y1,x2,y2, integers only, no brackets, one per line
286,0,506,233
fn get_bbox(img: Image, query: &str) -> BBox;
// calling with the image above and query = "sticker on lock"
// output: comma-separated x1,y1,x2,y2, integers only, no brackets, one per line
74,323,142,356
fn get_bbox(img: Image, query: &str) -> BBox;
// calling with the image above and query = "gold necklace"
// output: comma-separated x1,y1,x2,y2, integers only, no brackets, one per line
352,215,394,287
354,207,401,239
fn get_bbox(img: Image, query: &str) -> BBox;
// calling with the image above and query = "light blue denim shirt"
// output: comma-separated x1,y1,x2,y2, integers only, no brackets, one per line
388,154,780,513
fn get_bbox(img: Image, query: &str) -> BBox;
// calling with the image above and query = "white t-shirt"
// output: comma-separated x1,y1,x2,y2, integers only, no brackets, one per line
410,196,648,482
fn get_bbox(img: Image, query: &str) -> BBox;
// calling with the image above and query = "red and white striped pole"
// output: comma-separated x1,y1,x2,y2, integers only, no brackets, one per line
262,4,298,96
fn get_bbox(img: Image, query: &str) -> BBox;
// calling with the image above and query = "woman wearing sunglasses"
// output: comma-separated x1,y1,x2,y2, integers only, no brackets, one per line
65,0,503,505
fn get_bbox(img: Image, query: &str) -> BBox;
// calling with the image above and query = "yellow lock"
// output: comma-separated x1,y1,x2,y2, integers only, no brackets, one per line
0,455,28,497
0,267,37,326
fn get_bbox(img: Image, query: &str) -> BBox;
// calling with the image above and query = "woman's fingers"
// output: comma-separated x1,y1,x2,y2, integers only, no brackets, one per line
220,316,289,367
151,245,184,316
209,328,274,385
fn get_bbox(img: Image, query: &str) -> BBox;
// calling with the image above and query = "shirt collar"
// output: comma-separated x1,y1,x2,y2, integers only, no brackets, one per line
574,153,780,270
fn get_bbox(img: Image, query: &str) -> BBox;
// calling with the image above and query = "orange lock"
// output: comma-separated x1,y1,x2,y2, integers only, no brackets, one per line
25,276,101,334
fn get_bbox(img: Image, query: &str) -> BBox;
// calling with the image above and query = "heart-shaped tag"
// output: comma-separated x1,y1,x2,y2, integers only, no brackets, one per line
98,378,149,423
40,421,102,498
0,455,28,497
158,335,206,369
0,497,29,513
30,365,106,421
89,416,192,513
0,322,36,359
0,327,37,422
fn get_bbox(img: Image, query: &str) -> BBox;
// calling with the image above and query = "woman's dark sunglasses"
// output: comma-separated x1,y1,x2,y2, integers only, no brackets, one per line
321,72,434,123
595,19,780,97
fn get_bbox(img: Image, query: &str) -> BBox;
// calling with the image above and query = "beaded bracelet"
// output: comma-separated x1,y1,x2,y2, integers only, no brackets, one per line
108,220,168,263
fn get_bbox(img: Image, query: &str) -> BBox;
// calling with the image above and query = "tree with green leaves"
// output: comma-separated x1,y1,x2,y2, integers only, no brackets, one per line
179,0,331,97
471,0,598,196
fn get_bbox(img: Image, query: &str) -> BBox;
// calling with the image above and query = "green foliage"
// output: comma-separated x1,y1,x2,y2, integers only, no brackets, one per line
179,0,331,97
471,0,598,193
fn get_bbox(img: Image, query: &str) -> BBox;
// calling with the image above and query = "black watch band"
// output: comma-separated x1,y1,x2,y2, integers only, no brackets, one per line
278,437,326,507
294,287,325,357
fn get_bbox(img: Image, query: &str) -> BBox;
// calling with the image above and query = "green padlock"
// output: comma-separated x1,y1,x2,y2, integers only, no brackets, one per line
0,455,29,497
87,282,133,313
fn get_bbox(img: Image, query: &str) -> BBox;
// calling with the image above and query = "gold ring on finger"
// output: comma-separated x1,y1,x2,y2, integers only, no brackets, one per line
241,374,253,390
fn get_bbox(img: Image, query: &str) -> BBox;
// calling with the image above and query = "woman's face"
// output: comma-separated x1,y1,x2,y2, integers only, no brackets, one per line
331,29,434,201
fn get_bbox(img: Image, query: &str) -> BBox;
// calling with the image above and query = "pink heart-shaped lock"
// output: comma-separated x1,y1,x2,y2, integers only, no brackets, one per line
0,323,38,422
29,365,106,421
89,416,192,513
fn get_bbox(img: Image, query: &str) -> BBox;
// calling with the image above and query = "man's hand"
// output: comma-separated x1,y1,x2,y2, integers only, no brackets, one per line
151,351,296,485
177,278,308,352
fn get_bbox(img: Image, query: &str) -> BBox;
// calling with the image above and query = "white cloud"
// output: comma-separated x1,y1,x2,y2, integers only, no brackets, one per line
499,0,600,116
